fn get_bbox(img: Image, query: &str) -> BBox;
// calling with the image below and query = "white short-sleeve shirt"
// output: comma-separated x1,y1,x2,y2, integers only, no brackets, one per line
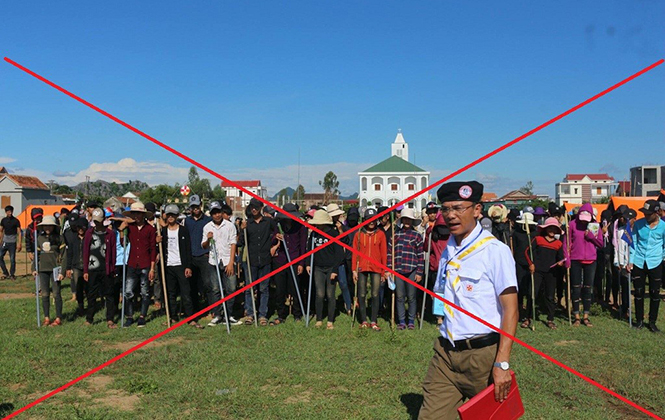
437,223,518,344
202,220,237,266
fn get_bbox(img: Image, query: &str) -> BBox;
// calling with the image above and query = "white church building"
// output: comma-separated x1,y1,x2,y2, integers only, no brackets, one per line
358,130,431,212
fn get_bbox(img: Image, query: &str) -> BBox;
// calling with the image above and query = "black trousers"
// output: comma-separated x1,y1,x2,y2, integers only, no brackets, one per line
525,271,557,322
516,263,530,319
165,265,194,320
190,254,211,314
86,270,116,323
632,263,662,324
272,261,303,320
73,268,86,313
570,261,596,315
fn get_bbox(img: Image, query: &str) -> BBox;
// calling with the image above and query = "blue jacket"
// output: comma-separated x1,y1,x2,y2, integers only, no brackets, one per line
630,218,665,270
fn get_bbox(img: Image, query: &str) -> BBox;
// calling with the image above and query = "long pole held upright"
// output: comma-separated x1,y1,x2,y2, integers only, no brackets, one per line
277,223,306,318
564,212,572,326
121,229,127,327
243,227,258,327
628,245,633,328
210,239,231,335
524,220,536,331
306,234,315,327
34,226,41,328
157,234,171,329
419,228,433,330
391,210,395,330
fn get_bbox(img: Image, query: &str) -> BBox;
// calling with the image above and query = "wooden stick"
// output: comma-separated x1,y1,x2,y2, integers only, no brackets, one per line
419,228,433,330
564,212,572,326
524,220,536,331
157,236,171,328
391,211,395,330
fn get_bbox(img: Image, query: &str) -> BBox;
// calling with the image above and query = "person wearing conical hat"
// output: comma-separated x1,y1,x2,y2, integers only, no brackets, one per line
33,215,66,326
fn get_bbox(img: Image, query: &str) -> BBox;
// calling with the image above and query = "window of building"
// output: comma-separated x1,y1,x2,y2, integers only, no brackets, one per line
374,184,381,191
408,184,415,191
644,168,657,184
574,188,578,195
561,185,570,195
596,187,602,195
391,184,398,191
239,191,243,197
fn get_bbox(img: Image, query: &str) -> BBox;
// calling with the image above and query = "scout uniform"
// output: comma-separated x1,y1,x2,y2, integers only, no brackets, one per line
420,181,518,420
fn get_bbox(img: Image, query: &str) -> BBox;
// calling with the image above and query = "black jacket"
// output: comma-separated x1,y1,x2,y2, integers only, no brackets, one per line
239,217,275,267
306,225,345,270
160,226,192,270
64,229,84,271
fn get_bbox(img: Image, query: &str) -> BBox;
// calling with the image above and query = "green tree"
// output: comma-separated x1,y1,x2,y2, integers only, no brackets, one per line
140,184,178,205
519,181,534,196
319,171,340,205
294,184,306,203
187,166,212,200
53,184,73,195
211,184,226,202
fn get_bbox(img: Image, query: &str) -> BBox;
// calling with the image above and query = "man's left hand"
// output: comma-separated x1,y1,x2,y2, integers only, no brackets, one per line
225,263,234,277
492,367,511,402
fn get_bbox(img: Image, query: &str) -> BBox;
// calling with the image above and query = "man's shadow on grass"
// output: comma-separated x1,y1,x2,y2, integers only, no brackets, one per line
400,393,423,420
0,403,15,417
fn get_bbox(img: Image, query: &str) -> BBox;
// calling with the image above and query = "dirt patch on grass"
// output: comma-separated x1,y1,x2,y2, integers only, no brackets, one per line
0,293,34,300
554,340,580,346
95,336,185,353
285,390,312,404
80,374,140,411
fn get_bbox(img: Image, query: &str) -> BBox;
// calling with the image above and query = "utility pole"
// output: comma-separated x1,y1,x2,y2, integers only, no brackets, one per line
85,175,90,199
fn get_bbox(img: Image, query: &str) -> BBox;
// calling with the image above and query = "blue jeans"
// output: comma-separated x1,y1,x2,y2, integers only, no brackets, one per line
245,264,270,319
125,267,150,319
337,264,352,312
396,270,417,325
207,262,237,318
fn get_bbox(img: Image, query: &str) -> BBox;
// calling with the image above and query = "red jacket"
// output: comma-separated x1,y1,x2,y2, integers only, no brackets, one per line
425,212,448,272
352,228,387,274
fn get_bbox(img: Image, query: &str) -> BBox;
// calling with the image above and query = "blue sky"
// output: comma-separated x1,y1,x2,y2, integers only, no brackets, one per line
1,1,663,197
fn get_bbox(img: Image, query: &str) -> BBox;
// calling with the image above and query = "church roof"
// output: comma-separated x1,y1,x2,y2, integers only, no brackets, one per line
393,130,406,144
361,155,426,173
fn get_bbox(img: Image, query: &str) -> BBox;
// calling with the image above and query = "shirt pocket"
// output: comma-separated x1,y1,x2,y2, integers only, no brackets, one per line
459,267,484,297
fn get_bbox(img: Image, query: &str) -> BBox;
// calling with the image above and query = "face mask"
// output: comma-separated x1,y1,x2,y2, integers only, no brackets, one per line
554,234,561,240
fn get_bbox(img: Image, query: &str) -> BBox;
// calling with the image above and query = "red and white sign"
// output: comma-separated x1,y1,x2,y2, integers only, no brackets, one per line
180,185,191,196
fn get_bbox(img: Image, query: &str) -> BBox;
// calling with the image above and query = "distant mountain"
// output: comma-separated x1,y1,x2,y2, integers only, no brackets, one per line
72,179,150,198
340,192,359,200
271,187,296,201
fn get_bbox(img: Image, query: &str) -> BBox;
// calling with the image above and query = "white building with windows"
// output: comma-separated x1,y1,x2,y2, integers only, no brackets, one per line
555,173,617,205
358,131,430,212
221,180,268,212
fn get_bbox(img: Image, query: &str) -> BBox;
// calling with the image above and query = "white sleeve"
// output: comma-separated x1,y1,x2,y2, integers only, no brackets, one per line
490,242,518,294
201,224,210,247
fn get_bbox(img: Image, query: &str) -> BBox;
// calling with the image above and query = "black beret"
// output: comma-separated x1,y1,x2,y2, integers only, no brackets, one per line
437,181,484,204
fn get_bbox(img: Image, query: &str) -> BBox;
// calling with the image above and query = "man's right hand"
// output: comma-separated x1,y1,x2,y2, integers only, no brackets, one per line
627,263,633,273
306,266,311,275
66,270,72,278
352,271,358,283
207,232,214,240
83,273,89,282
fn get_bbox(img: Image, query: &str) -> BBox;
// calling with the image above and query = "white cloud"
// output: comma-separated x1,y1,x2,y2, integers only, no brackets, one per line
0,157,16,164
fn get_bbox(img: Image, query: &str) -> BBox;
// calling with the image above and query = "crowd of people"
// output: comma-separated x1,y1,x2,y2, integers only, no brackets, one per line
1,190,663,333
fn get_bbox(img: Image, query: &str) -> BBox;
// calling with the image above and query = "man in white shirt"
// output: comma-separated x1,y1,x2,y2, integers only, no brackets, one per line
202,202,240,326
419,181,518,420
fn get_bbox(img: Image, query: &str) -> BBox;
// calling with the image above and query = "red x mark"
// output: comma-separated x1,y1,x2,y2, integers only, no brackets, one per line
4,56,663,420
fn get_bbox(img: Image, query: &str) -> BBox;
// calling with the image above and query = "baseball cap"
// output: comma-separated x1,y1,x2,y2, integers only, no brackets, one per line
639,199,660,216
189,194,201,207
165,204,179,216
364,208,377,220
209,201,222,213
91,208,105,222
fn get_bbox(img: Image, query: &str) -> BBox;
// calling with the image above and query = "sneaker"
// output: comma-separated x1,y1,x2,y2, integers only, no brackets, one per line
634,321,644,330
208,316,223,327
137,317,146,328
648,323,660,333
228,316,242,326
123,318,134,328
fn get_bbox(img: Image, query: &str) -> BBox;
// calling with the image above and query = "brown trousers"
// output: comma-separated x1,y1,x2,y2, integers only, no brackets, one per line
419,337,498,420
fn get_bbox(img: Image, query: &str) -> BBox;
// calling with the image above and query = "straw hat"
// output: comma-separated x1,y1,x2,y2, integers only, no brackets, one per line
488,204,508,222
326,203,344,217
538,217,562,234
516,212,537,225
122,201,154,219
308,209,333,225
37,215,59,228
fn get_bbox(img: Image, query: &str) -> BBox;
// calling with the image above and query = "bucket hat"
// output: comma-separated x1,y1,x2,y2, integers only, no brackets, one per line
538,217,562,234
309,209,333,225
122,201,154,219
326,203,344,217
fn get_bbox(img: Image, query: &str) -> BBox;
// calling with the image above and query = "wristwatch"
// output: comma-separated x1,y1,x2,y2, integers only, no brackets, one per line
493,361,510,371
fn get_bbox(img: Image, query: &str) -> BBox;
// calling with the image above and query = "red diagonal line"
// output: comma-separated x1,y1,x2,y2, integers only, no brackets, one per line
5,57,663,419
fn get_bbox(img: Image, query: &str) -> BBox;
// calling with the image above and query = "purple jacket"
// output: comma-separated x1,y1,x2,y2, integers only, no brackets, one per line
83,227,117,276
563,203,603,266
273,222,307,268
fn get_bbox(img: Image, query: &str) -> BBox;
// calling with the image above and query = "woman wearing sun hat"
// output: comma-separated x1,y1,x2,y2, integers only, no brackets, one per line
563,203,604,327
388,207,424,330
305,210,345,329
33,215,66,326
523,217,564,329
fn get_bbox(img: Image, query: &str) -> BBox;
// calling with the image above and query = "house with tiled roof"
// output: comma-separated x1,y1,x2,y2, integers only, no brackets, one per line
221,180,269,212
358,130,430,212
0,170,63,214
555,173,617,205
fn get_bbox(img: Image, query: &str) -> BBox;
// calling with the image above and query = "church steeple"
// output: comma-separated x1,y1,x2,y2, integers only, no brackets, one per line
391,129,409,161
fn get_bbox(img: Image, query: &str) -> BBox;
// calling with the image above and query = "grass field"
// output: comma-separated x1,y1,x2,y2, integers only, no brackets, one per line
1,251,664,419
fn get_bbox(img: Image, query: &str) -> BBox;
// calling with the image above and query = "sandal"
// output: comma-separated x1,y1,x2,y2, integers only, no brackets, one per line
546,321,557,330
188,321,203,329
269,318,284,326
107,321,117,329
582,318,593,327
520,319,531,329
244,317,255,326
326,322,334,330
370,323,381,331
43,318,51,326
359,322,369,329
397,323,406,331
315,321,323,328
50,318,62,327
572,318,581,327
259,317,269,326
